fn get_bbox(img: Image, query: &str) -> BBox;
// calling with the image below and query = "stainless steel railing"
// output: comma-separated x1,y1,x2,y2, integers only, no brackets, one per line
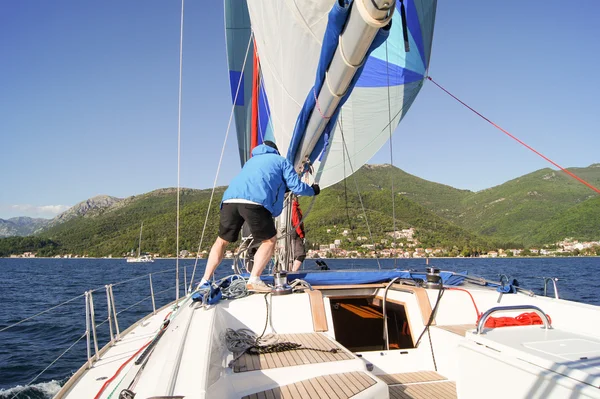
476,305,552,334
542,277,560,299
2,265,188,391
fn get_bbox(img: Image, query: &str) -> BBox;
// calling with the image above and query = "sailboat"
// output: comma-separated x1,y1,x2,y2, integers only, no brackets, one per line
126,222,154,263
53,1,600,398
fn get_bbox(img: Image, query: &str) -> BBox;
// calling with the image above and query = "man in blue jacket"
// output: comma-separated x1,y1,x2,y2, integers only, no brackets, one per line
199,141,319,292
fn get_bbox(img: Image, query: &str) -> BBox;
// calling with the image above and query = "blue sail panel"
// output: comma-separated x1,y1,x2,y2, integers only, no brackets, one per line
225,0,253,166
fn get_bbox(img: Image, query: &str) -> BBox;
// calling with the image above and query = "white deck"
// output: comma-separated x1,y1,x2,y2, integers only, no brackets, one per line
57,300,180,399
463,326,600,392
56,281,600,399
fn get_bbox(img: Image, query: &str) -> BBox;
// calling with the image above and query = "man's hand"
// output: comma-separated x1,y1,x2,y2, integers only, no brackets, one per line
311,184,320,196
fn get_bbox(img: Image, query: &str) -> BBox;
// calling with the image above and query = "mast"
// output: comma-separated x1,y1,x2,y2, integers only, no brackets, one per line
138,222,143,258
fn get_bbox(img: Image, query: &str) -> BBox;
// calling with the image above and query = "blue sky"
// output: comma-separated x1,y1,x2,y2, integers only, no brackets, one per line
1,1,599,219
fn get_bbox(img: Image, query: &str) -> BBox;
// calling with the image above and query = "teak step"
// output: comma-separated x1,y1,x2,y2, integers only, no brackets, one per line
436,324,476,337
388,381,457,399
377,370,447,385
232,333,353,373
379,371,457,399
242,371,377,399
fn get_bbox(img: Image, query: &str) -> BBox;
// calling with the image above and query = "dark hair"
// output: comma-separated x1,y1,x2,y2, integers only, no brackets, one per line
263,140,279,152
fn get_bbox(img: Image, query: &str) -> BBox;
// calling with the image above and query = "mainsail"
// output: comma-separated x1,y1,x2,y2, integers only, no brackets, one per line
226,0,436,186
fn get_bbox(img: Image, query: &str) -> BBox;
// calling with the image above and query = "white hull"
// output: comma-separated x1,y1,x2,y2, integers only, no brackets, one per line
53,270,600,399
126,256,154,263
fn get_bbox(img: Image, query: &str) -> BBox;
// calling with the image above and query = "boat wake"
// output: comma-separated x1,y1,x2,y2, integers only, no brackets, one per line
0,379,63,399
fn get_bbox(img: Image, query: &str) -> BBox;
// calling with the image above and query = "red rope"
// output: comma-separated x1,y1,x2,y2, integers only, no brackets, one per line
93,312,172,399
250,40,260,155
427,76,600,195
93,340,151,399
477,312,552,328
446,287,552,328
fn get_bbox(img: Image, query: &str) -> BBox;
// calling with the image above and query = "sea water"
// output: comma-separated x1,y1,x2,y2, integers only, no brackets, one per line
1,257,598,398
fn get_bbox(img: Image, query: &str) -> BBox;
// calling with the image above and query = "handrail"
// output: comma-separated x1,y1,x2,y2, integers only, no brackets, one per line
542,277,559,299
1,267,183,390
382,277,400,350
477,305,552,334
0,293,86,332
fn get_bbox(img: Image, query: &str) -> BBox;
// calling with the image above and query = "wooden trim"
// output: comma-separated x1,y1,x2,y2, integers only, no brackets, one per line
312,283,387,290
378,370,447,385
376,285,434,326
435,324,476,337
372,297,417,347
307,290,328,332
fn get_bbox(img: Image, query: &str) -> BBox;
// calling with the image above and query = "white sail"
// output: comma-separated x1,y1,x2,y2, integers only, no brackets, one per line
243,0,436,187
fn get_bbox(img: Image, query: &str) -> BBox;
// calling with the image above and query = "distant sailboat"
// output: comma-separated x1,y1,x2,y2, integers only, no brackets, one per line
126,222,154,263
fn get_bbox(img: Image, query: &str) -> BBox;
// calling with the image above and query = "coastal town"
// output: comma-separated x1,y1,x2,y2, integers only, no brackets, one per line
8,228,600,259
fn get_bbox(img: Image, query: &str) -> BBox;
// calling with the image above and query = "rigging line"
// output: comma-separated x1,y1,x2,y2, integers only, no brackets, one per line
188,32,254,293
340,111,353,237
0,293,85,332
175,0,185,301
336,119,381,269
427,76,600,195
385,41,397,268
11,332,87,399
318,81,423,174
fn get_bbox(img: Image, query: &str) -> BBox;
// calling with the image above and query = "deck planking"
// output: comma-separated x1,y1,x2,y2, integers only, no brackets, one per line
233,333,353,373
379,370,457,399
436,324,476,337
389,382,457,399
242,371,376,399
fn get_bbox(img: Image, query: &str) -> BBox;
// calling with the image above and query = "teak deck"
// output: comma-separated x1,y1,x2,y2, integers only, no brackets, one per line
388,382,457,399
381,371,457,399
241,371,377,399
436,324,476,337
233,333,353,373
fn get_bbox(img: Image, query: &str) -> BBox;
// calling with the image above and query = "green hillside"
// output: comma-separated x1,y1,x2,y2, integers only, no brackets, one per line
2,163,599,257
346,164,472,219
532,196,600,244
451,166,600,244
39,188,224,257
2,166,491,257
302,165,492,250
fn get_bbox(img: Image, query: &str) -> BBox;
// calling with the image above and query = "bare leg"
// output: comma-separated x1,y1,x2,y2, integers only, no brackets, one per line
249,236,277,278
202,237,229,281
292,259,302,272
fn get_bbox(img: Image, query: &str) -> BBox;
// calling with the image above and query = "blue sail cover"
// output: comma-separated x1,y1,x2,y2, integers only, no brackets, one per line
256,270,465,286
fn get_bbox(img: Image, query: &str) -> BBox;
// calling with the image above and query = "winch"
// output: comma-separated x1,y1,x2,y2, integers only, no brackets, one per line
425,267,443,289
271,270,293,295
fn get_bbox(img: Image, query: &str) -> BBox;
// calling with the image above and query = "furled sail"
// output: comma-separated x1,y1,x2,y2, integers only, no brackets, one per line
225,0,436,185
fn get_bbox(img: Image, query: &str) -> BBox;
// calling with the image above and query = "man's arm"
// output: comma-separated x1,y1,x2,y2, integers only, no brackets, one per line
281,160,317,196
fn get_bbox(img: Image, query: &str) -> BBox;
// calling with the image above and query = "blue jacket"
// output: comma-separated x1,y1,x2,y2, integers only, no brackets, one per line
222,144,316,216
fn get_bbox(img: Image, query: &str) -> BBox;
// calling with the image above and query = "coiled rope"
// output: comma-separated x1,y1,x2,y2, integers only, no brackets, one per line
224,292,338,369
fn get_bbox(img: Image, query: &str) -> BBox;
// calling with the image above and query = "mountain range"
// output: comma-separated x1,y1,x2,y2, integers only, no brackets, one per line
1,164,599,257
0,217,50,237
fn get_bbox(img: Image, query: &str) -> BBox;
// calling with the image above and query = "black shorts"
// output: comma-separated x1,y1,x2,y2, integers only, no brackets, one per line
218,203,276,242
